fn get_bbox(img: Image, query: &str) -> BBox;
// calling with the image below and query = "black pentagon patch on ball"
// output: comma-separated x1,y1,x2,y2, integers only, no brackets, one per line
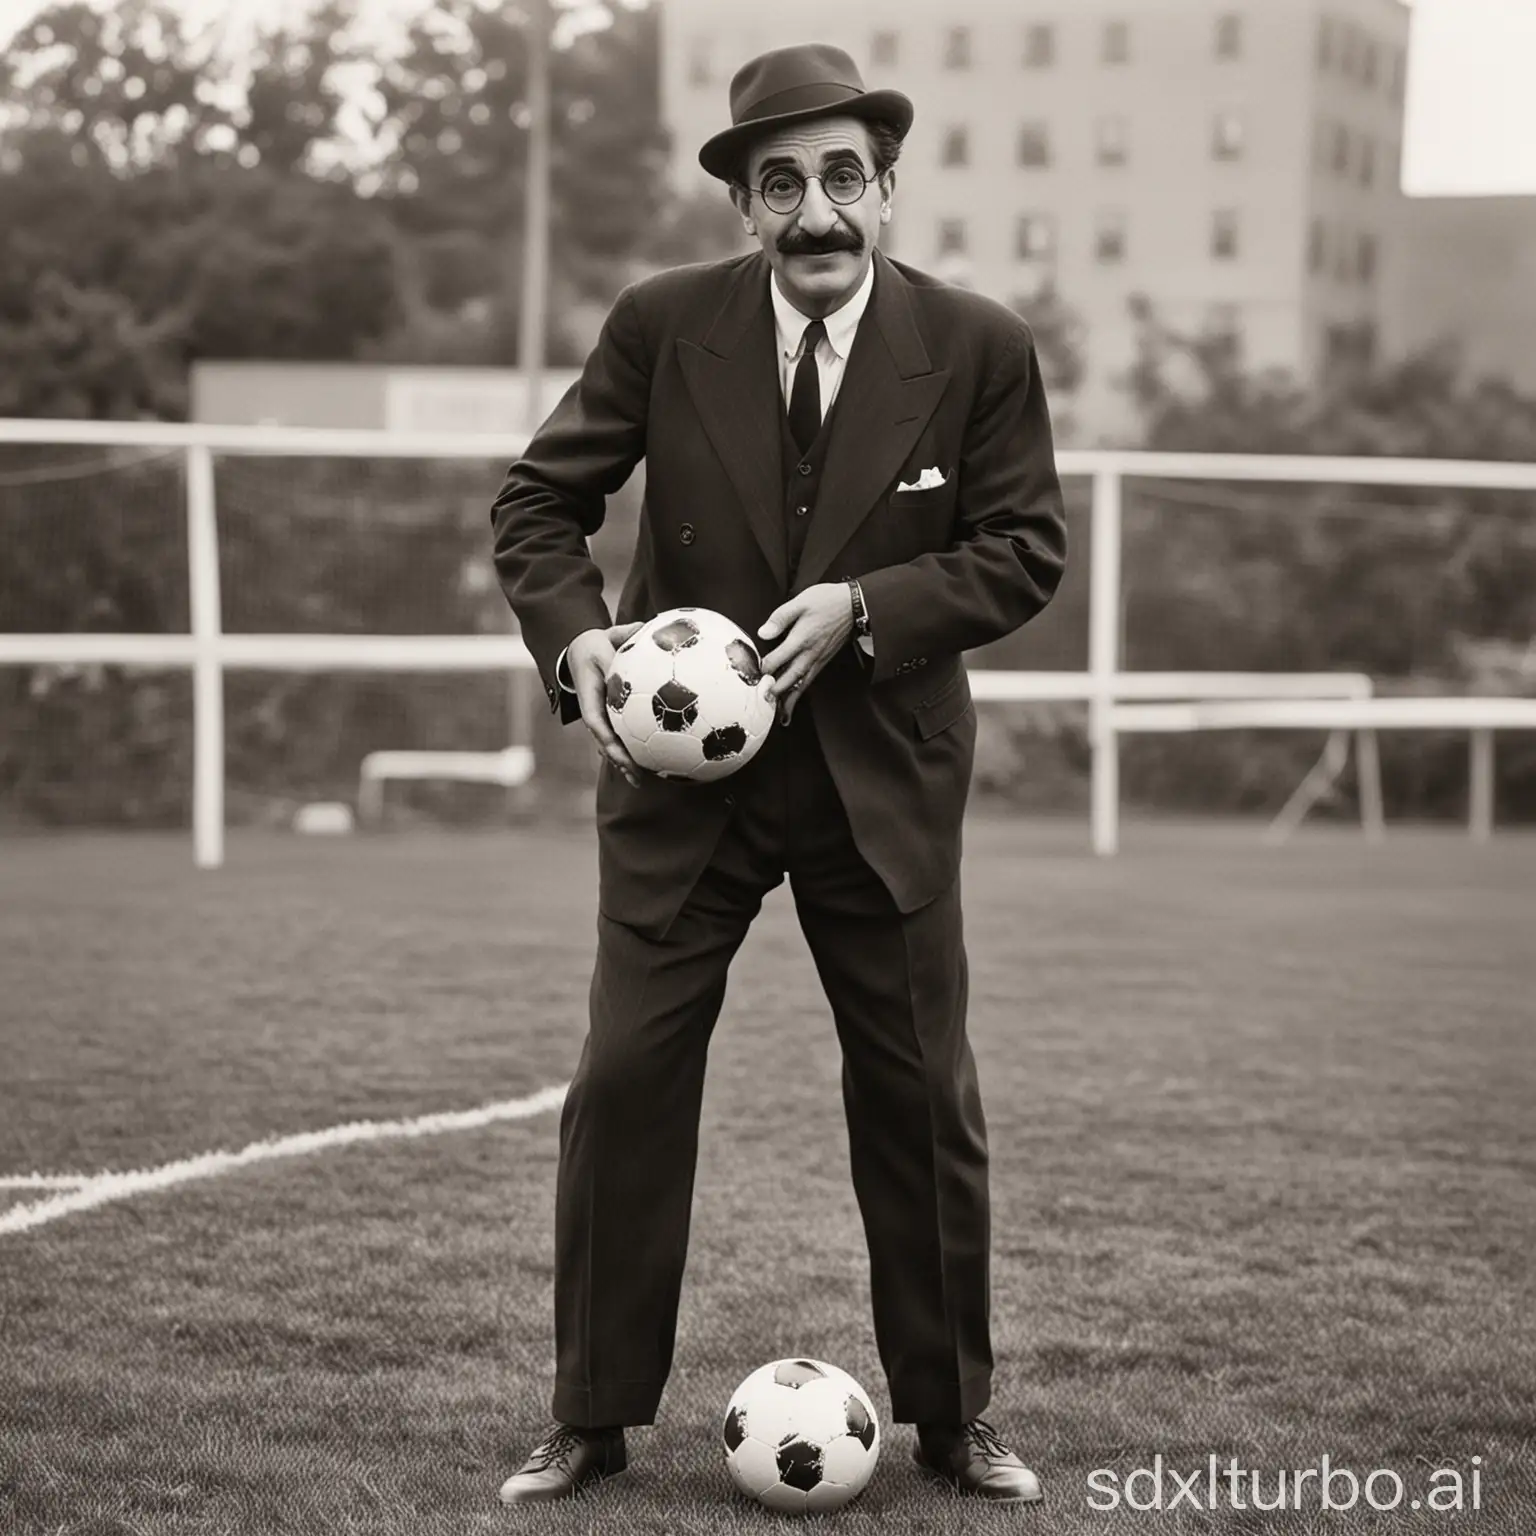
773,1360,827,1389
650,617,700,651
652,680,699,731
604,674,631,711
725,639,762,685
722,1403,748,1453
776,1439,824,1492
702,724,747,762
845,1396,876,1449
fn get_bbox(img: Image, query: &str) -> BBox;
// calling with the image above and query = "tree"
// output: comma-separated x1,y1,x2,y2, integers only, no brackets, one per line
1,0,364,176
0,0,228,173
1010,283,1086,398
0,134,400,413
365,0,668,362
1,0,684,390
0,268,184,418
0,1,402,413
238,0,360,177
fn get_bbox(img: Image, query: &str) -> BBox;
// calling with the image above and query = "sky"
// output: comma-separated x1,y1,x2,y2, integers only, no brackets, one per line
3,0,1535,196
1400,0,1536,195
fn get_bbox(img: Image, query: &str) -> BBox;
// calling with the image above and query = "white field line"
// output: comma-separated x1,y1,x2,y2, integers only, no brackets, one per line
0,1174,93,1190
0,1084,568,1238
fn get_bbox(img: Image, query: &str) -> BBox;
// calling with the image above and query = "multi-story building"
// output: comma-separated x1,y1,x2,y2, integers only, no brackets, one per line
661,0,1411,443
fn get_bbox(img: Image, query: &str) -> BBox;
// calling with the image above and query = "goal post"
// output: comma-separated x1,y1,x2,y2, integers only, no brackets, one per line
2,417,1534,862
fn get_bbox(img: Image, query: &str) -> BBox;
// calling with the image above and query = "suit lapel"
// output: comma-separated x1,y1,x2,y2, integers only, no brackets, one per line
797,249,950,589
676,255,787,587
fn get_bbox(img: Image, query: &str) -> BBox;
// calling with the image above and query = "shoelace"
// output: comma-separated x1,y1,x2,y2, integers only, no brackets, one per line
963,1418,1013,1463
525,1424,588,1473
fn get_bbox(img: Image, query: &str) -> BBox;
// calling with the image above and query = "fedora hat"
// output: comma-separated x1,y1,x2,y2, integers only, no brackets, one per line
698,42,914,183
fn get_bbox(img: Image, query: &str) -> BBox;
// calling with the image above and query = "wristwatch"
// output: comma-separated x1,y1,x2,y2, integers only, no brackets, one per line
844,577,871,641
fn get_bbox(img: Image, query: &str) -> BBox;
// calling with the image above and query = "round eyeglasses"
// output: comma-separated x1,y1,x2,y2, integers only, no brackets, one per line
745,165,878,216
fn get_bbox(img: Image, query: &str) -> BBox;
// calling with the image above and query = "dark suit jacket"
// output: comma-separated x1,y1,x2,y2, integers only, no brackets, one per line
491,247,1067,937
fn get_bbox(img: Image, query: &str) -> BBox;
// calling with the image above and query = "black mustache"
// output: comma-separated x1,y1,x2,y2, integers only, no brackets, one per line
778,231,863,256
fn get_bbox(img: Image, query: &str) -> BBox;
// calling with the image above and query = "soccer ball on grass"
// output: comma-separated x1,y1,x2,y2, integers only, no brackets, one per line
722,1358,881,1513
605,607,775,781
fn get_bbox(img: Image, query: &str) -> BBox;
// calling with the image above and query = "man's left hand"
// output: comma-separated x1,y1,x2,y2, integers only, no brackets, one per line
758,583,855,725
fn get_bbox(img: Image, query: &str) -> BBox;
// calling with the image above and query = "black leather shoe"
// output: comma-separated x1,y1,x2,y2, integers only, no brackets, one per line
498,1424,628,1505
914,1418,1044,1503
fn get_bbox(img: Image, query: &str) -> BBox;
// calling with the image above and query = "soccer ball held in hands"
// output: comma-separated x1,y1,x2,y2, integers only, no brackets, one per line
604,607,775,781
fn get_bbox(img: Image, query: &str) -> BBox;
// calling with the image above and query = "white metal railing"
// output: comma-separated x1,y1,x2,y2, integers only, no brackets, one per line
3,417,1534,867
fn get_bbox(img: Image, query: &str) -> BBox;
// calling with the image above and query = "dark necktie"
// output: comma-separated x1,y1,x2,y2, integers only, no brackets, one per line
787,319,827,457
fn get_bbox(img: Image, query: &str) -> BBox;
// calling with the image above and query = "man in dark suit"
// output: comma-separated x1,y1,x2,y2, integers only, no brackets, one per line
492,42,1066,1507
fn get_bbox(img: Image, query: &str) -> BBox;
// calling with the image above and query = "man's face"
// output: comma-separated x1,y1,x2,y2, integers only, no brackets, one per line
733,117,892,317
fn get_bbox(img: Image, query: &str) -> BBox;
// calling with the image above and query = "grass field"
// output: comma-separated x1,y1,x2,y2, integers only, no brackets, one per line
2,817,1533,1535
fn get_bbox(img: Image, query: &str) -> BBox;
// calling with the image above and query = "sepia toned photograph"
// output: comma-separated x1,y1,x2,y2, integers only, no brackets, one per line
1,0,1532,1531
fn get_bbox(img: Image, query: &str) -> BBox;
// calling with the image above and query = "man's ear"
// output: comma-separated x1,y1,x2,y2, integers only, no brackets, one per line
728,184,756,236
879,169,896,222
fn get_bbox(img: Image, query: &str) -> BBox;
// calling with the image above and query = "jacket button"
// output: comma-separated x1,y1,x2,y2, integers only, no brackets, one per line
679,523,696,545
797,461,812,476
795,504,808,517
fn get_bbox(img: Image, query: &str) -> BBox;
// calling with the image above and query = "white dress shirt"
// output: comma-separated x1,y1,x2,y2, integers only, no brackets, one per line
770,256,875,424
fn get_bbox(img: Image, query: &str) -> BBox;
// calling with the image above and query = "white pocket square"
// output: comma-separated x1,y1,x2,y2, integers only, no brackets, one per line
897,466,949,492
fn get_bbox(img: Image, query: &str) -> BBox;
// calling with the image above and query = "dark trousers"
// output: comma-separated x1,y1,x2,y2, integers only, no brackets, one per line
549,710,993,1428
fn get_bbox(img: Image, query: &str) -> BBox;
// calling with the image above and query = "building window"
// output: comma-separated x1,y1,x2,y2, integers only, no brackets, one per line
938,218,967,255
1362,39,1378,89
1317,15,1334,70
1096,115,1128,166
1017,121,1051,167
1215,13,1242,60
1333,236,1352,282
1359,135,1376,188
1340,22,1359,79
1102,20,1129,64
1095,209,1126,263
1016,213,1056,259
944,27,971,69
1023,23,1055,67
1212,110,1244,161
1333,122,1350,176
941,125,969,167
1359,232,1377,284
1211,209,1240,260
687,36,710,88
871,29,898,67
1309,219,1326,274
1326,320,1377,368
1390,47,1406,103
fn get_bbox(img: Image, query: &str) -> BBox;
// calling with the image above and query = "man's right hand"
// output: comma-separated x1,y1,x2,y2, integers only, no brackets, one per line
566,622,646,787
